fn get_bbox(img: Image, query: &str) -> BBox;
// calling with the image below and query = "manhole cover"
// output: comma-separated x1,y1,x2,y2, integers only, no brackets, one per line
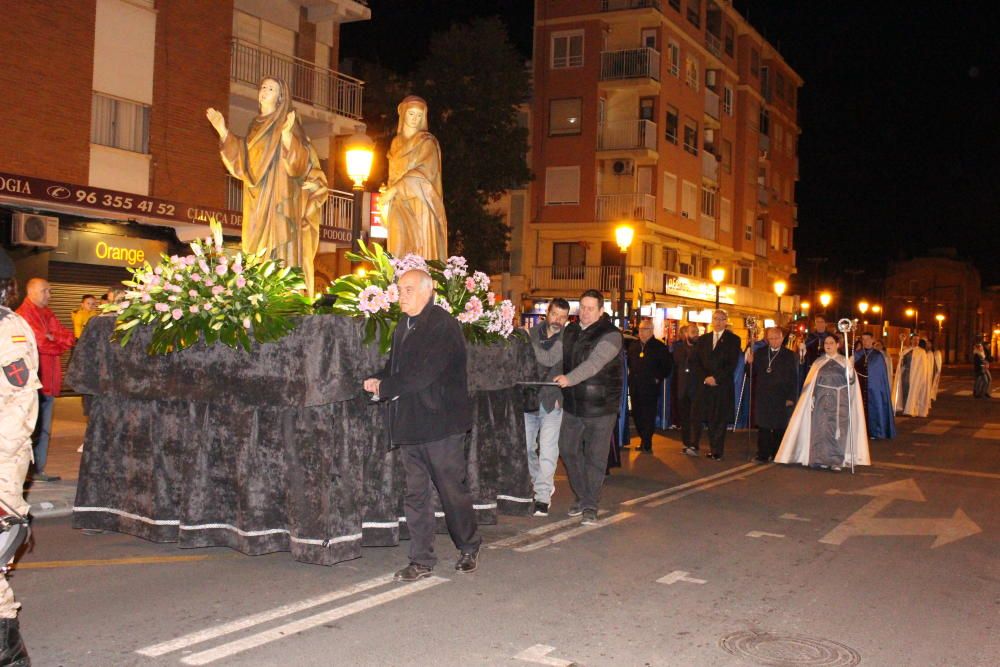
720,630,861,666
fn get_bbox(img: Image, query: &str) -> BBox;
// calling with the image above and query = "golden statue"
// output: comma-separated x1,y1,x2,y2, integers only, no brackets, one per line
379,96,448,261
206,77,328,297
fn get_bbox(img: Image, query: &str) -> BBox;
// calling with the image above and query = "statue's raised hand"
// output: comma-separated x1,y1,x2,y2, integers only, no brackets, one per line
282,110,297,135
206,108,228,140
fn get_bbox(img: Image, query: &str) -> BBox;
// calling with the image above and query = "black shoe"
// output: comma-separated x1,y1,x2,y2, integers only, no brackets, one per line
0,618,29,666
752,456,769,464
394,563,433,582
581,509,599,525
706,453,723,461
455,550,479,574
567,503,583,517
31,471,61,482
682,446,699,457
532,501,549,517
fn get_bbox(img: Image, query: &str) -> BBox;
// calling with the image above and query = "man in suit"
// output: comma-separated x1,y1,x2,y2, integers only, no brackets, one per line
747,326,799,462
672,323,700,452
685,310,741,460
625,319,672,453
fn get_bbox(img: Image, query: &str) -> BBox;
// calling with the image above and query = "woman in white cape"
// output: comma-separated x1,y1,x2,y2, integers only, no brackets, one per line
893,336,931,417
776,334,870,470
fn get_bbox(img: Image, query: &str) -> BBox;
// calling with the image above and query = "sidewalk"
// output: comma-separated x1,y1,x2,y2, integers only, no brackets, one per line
24,396,86,520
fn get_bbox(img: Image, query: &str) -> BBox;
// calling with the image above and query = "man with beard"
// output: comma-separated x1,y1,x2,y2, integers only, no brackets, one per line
746,327,799,462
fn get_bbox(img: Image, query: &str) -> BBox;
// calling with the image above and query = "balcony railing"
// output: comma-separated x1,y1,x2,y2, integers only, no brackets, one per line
705,32,722,58
227,174,354,237
600,0,662,12
600,47,660,82
532,265,638,293
704,88,720,120
596,193,656,221
230,38,363,119
701,152,719,181
598,119,657,151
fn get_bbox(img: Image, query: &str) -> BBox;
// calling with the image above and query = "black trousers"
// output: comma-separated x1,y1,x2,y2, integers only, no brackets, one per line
401,433,481,568
691,421,728,457
677,393,695,449
558,411,618,511
756,427,785,461
629,385,659,449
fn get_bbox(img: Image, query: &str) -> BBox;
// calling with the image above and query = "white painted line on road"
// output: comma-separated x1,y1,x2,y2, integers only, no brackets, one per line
656,570,707,585
913,419,959,435
179,576,447,665
913,442,932,447
746,531,785,539
514,644,575,666
953,390,973,396
973,424,1000,440
136,574,395,657
514,512,635,552
487,511,609,549
894,452,915,457
622,463,756,506
874,463,1000,480
780,513,811,522
646,464,773,508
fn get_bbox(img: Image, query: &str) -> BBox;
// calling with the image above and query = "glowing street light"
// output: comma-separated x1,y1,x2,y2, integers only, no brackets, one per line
800,301,810,318
905,306,918,331
858,300,869,315
710,264,726,310
773,279,787,323
614,224,634,329
935,313,945,329
344,128,375,252
819,291,832,314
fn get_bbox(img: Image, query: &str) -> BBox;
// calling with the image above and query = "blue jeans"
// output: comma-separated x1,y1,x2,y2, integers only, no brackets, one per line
524,404,563,504
32,392,55,473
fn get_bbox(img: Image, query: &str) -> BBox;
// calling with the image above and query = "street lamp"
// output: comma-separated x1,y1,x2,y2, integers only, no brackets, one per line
710,264,726,310
819,291,832,315
858,300,869,316
800,301,810,318
935,313,945,333
905,306,918,332
773,279,787,323
344,128,375,253
614,224,634,330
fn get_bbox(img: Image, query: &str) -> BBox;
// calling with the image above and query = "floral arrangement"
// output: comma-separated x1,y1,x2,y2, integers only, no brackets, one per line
110,220,312,354
319,241,519,353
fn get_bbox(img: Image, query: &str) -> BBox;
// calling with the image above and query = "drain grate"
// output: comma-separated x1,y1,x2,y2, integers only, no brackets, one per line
720,630,861,666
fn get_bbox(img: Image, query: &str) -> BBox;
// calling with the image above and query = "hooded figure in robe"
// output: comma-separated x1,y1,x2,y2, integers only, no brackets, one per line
893,336,932,417
853,332,896,439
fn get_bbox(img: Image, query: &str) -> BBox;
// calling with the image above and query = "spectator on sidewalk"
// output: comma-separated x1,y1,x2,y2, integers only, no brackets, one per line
16,278,75,482
625,318,672,453
71,294,99,338
973,343,992,398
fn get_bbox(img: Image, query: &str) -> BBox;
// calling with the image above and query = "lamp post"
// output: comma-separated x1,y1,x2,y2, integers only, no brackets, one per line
773,279,787,324
344,129,375,254
710,264,726,311
819,291,832,315
800,301,810,320
905,306,918,333
614,224,634,330
871,304,881,324
858,301,869,333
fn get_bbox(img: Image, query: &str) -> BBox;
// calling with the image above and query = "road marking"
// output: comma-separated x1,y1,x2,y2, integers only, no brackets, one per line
657,570,707,585
953,390,973,396
514,644,575,666
780,513,811,522
179,576,447,665
137,573,396,657
514,512,635,552
646,464,773,507
894,452,915,457
913,442,932,447
821,479,982,548
746,531,785,539
14,554,223,570
487,511,609,550
873,463,1000,480
622,463,756,506
913,419,959,435
973,423,1000,440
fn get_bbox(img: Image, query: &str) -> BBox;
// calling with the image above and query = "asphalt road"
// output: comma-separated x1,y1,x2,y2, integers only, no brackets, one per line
12,368,998,666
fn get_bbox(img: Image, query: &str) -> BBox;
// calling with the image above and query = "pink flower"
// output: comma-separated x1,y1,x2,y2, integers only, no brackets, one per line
154,266,163,275
204,279,214,287
215,264,228,277
242,317,252,329
189,289,198,297
155,302,169,312
212,285,224,296
473,271,490,290
171,308,183,320
487,292,497,306
189,305,200,314
386,284,399,303
184,255,196,266
232,259,244,275
202,303,212,311
465,277,476,291
235,276,247,289
190,273,202,282
457,296,484,323
358,285,390,314
141,293,151,303
199,260,210,274
149,275,161,286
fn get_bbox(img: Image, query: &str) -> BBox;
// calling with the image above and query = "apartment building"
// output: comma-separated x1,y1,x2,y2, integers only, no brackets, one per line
524,0,801,339
0,0,369,328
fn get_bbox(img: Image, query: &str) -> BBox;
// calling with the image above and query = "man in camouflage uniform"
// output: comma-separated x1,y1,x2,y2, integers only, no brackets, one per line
0,248,35,664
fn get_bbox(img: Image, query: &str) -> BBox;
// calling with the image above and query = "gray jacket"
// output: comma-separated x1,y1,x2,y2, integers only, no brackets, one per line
524,322,564,412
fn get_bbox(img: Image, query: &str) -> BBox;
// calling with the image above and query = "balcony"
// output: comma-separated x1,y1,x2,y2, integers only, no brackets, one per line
600,47,660,86
230,38,363,120
757,184,770,206
705,32,722,58
758,132,771,157
596,193,656,222
704,88,720,121
701,151,719,182
227,175,355,244
532,265,639,294
600,0,662,13
597,119,657,153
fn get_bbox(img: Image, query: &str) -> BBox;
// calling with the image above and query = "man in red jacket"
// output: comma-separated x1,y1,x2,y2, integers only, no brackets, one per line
16,278,75,481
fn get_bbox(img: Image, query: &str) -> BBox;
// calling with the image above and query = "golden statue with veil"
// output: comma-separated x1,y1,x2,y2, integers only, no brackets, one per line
379,96,448,261
206,77,328,297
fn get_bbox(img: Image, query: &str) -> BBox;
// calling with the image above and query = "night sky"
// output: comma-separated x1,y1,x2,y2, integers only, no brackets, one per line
342,1,1000,287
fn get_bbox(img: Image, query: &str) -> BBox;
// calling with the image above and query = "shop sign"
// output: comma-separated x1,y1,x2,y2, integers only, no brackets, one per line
368,191,387,239
663,274,735,305
54,230,167,268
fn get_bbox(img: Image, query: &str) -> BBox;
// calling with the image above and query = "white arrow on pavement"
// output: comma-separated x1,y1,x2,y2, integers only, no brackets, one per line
514,644,575,666
657,570,707,585
746,531,785,539
821,478,982,548
779,513,811,522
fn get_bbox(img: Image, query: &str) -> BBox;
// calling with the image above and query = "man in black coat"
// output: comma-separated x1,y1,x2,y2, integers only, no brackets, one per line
686,310,741,460
672,323,700,452
626,319,672,453
364,269,481,581
748,326,799,462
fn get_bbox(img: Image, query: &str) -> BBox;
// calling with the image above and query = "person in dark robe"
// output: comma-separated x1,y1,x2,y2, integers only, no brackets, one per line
626,319,672,453
853,332,896,439
686,310,741,460
747,326,799,462
972,343,992,398
672,324,700,453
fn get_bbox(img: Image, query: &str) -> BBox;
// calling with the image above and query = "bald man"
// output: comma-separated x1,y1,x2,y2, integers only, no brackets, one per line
16,278,75,481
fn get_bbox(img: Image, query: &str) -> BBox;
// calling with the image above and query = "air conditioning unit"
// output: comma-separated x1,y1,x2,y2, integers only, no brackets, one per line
611,159,634,176
12,213,59,248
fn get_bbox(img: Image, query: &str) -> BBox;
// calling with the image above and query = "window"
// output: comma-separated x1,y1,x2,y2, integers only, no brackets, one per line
723,85,734,115
642,242,655,267
662,172,678,211
784,178,793,203
666,41,680,77
736,266,751,287
685,56,700,90
639,97,655,121
700,188,717,219
665,105,679,144
770,222,780,249
687,0,701,27
679,261,693,276
552,242,585,279
750,48,760,77
662,248,678,272
759,107,770,136
551,30,583,69
720,197,732,232
782,227,791,252
641,28,657,50
91,92,150,153
724,23,735,56
775,123,784,148
744,210,754,240
683,118,698,155
549,98,582,136
668,0,681,11
544,166,580,205
760,66,770,99
776,72,786,101
721,139,733,173
681,180,698,219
